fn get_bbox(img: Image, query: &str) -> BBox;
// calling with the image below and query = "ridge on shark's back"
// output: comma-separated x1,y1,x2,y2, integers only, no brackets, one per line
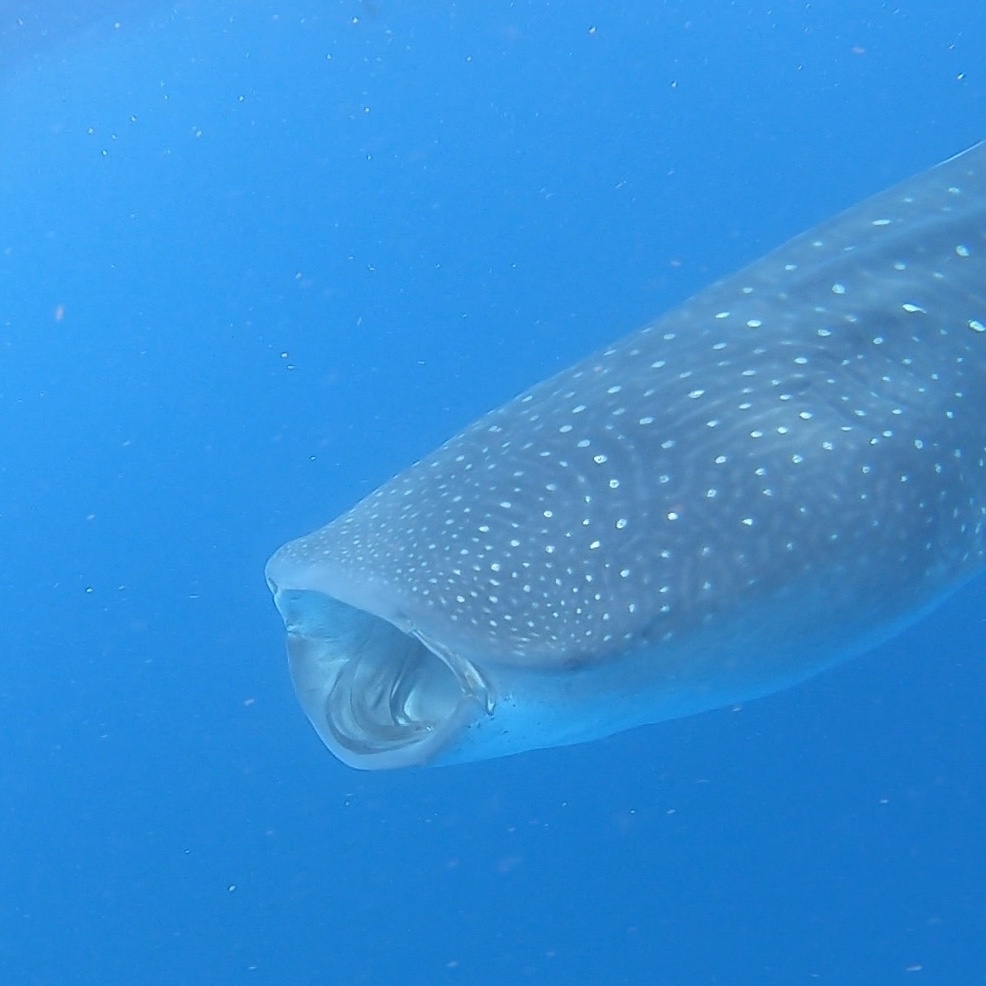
268,143,986,770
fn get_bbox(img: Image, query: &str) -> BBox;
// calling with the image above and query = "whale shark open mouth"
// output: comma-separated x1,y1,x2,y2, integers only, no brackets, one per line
271,587,491,769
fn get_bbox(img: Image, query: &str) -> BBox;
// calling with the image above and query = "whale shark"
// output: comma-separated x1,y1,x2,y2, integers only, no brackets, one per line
267,143,986,770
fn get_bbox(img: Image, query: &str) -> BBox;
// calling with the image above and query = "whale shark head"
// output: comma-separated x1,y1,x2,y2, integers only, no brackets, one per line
267,143,986,769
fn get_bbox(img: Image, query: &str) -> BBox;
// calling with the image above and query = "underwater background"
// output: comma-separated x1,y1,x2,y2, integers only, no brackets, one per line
1,1,985,982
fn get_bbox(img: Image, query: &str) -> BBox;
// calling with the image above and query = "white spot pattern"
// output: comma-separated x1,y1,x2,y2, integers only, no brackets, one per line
269,144,986,673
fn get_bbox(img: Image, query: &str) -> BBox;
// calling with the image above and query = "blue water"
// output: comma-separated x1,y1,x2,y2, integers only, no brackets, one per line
2,1,985,982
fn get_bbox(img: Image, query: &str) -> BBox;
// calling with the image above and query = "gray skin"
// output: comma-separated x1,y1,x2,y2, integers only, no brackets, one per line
267,142,986,770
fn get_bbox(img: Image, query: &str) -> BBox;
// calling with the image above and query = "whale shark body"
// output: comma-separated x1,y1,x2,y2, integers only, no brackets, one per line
267,144,986,769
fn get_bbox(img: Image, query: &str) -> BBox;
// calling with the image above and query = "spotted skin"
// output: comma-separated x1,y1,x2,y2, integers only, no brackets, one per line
268,143,986,769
